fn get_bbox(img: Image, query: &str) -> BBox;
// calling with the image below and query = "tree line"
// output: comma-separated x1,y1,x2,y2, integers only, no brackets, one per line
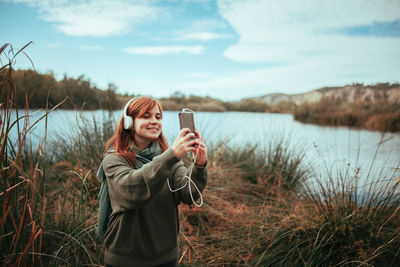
1,69,272,112
1,69,122,110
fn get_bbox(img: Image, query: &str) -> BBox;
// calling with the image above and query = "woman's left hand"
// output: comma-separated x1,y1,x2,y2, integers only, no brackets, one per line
193,130,207,166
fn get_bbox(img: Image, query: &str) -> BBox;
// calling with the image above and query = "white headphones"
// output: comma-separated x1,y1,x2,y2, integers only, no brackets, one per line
123,97,139,130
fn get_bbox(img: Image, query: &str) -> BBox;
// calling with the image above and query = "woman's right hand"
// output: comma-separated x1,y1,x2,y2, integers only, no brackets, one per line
171,128,198,159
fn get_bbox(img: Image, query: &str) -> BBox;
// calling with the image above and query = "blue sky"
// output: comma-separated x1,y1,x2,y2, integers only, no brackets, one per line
1,0,400,101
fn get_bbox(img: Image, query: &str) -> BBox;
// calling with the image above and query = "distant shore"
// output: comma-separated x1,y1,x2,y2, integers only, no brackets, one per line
3,69,399,132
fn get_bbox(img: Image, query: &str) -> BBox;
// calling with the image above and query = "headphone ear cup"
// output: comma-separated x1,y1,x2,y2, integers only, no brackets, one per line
124,116,133,130
123,97,139,130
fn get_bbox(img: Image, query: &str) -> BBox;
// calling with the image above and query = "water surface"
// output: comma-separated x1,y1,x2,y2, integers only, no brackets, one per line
9,109,400,188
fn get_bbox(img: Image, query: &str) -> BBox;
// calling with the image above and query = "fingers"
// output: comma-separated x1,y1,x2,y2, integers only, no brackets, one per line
184,133,196,143
195,137,205,147
180,128,192,137
194,130,200,139
179,128,196,142
180,128,202,140
176,128,207,157
192,138,208,166
191,138,207,153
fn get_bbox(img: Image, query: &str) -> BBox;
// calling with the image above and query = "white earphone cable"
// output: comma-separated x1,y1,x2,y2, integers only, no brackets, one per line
167,109,204,207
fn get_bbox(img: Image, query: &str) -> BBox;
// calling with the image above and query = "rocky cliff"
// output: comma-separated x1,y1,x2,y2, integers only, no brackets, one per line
257,83,400,106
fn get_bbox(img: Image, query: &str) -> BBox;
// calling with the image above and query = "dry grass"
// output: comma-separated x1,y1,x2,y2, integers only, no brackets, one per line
294,96,400,132
1,43,102,266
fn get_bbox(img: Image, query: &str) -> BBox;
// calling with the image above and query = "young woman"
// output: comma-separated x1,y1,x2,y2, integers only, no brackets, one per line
101,96,207,267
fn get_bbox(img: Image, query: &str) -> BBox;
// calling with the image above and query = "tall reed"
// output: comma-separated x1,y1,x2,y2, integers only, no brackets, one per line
0,43,104,266
1,42,52,266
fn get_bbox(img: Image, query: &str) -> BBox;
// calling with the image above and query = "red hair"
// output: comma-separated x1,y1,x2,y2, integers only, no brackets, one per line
105,97,168,167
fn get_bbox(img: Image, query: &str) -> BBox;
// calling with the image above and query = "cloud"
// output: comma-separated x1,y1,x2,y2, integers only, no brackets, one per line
180,32,232,41
12,0,162,37
180,52,400,100
200,0,400,98
155,18,232,42
217,0,400,63
123,46,204,55
191,18,230,31
183,19,232,41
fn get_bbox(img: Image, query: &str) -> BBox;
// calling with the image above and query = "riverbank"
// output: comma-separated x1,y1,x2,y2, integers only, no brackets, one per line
293,96,400,132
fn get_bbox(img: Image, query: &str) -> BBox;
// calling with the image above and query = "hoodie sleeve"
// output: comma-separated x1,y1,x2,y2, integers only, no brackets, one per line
170,161,208,205
103,148,180,212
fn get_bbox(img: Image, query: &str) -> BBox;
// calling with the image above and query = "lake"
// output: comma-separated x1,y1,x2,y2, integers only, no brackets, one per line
9,109,400,189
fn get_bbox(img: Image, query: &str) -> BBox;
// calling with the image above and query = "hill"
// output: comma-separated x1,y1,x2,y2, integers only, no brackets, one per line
257,83,400,106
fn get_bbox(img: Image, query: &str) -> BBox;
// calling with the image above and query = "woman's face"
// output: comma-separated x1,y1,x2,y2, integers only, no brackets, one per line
133,105,162,145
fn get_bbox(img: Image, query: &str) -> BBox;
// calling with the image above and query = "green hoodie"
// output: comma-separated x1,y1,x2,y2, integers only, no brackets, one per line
102,146,207,267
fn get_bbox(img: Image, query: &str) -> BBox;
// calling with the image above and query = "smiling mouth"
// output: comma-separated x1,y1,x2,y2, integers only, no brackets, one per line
147,128,159,131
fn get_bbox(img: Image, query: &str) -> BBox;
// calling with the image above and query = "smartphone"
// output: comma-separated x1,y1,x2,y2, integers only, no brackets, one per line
179,110,199,148
178,110,195,132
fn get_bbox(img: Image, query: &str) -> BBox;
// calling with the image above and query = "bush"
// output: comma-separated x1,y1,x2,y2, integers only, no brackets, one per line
254,162,400,266
209,138,308,194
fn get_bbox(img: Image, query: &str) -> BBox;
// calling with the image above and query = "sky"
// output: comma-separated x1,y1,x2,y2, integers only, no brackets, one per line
1,0,400,101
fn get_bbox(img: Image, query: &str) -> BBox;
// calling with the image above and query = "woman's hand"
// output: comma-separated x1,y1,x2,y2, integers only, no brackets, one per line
192,130,207,166
171,128,198,159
